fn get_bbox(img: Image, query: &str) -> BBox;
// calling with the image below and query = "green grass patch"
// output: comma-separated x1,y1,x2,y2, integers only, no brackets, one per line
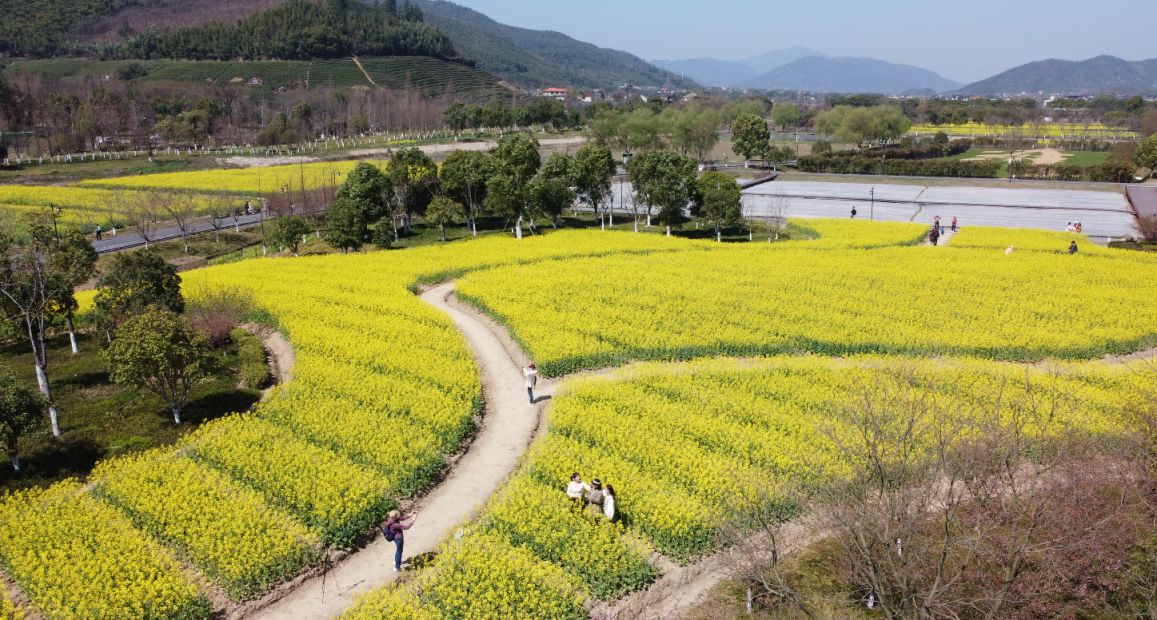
0,331,261,491
1063,151,1112,166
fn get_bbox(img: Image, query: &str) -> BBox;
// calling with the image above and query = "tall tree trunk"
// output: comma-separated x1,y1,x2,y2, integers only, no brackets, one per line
66,311,79,355
26,319,60,437
440,224,446,242
666,225,672,236
8,436,18,472
171,407,182,425
717,225,722,243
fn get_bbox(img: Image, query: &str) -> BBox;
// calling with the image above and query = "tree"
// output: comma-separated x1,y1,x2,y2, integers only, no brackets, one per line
440,150,491,236
49,230,98,355
628,150,698,235
673,107,721,162
337,162,391,223
1141,109,1157,138
325,194,368,252
94,251,184,341
1135,134,1157,173
771,103,801,131
528,177,575,229
105,308,212,426
271,216,311,256
119,191,164,249
387,147,438,237
695,171,743,242
0,214,75,436
424,196,465,242
732,113,770,163
573,143,616,229
816,105,912,147
0,366,43,472
160,192,200,253
487,133,541,239
812,140,833,156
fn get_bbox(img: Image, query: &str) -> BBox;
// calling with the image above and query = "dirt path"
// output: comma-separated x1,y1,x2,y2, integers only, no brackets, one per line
245,283,549,620
351,56,378,87
591,523,819,620
241,324,295,397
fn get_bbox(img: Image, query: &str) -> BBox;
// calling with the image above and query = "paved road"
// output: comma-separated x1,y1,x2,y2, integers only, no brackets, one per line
742,181,1139,240
91,213,267,254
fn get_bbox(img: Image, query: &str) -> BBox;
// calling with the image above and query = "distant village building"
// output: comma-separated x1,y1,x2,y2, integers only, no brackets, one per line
543,87,568,101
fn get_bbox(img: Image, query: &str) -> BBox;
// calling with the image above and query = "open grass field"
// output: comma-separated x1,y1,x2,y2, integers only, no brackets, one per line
0,222,1153,618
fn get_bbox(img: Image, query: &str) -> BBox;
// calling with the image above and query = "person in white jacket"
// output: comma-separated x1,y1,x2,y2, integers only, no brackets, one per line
602,484,617,521
524,362,538,404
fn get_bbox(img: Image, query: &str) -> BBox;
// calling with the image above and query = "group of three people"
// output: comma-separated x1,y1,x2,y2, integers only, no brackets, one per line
567,473,616,521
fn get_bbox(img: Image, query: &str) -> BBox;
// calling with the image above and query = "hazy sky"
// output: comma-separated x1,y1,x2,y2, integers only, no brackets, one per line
447,0,1157,84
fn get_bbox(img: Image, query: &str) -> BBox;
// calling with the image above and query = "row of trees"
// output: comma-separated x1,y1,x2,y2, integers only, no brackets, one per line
1,210,226,470
443,98,579,132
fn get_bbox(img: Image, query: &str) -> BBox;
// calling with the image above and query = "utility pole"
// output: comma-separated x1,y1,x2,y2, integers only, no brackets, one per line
870,187,875,221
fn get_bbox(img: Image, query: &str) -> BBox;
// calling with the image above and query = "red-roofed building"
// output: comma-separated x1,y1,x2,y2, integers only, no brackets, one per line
542,87,569,101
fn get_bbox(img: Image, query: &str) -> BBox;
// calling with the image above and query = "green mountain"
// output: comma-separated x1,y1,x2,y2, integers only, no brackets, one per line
956,55,1157,97
413,0,681,89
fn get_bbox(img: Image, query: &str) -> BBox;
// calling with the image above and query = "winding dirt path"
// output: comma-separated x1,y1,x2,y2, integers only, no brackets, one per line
241,324,295,396
245,283,550,620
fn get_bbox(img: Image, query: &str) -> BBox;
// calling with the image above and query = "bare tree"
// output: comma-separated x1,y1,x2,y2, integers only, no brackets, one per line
817,369,1073,620
767,193,790,242
164,192,199,253
119,191,164,249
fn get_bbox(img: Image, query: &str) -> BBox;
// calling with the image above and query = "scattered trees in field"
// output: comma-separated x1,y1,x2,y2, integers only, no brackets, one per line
694,171,743,242
0,365,44,472
271,216,312,256
628,150,698,235
1135,134,1157,173
424,196,465,242
487,133,541,239
771,103,801,131
387,147,439,238
731,113,771,163
816,105,912,147
104,308,212,426
572,144,617,229
48,229,98,355
0,213,89,436
185,286,255,347
94,251,184,340
440,151,492,237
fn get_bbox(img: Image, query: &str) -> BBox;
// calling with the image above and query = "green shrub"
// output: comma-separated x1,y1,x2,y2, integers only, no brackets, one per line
231,328,271,390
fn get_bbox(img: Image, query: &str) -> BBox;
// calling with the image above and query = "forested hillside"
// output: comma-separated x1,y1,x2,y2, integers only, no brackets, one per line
0,0,138,56
414,0,677,88
110,0,461,62
0,0,461,63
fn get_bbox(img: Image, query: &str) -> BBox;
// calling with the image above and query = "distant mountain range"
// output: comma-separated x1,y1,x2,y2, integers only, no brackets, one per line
653,47,825,88
655,49,959,94
744,56,961,94
414,0,678,89
954,55,1157,96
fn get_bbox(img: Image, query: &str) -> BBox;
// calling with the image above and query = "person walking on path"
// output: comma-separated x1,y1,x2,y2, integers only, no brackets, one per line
951,217,958,233
850,206,857,219
383,510,414,572
1069,240,1079,255
94,225,103,241
602,484,617,521
929,225,940,246
524,363,538,404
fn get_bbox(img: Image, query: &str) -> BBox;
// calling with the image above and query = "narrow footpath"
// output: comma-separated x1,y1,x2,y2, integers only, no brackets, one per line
245,283,549,620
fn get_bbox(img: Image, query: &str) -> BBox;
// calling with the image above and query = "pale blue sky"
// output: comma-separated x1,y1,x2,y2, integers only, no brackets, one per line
447,0,1157,83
